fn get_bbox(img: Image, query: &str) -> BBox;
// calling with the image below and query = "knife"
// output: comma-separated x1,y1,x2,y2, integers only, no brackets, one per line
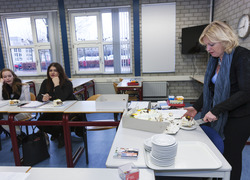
195,119,208,125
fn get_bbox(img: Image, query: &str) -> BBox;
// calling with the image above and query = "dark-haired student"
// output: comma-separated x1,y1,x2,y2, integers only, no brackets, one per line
36,62,77,148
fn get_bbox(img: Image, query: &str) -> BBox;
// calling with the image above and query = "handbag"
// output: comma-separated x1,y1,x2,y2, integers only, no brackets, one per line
22,131,50,166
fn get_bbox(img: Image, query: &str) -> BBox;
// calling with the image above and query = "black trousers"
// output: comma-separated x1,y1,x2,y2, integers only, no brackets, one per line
223,115,250,180
37,113,64,138
37,113,87,137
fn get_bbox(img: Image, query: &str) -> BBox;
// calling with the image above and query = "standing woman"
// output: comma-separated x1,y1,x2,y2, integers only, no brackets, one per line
184,21,250,180
0,68,30,140
37,62,76,148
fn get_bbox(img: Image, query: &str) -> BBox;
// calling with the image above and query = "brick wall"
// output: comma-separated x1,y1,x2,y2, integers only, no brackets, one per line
0,0,58,13
213,0,250,49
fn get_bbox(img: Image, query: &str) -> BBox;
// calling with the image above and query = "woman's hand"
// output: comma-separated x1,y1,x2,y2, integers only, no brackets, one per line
52,77,60,87
42,93,51,102
0,78,4,83
182,107,198,119
203,111,218,122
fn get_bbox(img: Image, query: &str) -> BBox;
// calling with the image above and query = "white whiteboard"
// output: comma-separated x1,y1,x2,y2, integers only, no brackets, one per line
142,3,176,73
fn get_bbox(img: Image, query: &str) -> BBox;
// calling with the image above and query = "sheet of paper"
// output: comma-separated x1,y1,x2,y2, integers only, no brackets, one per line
128,101,150,109
21,101,47,108
0,172,30,180
0,101,8,108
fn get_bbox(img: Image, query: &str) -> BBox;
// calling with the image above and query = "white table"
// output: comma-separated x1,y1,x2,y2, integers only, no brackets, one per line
0,166,31,180
25,167,155,180
64,100,126,167
6,101,77,166
106,119,231,179
117,78,143,101
0,166,31,172
71,78,95,100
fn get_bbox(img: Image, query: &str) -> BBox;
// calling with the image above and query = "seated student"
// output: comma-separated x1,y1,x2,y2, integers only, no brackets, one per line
0,68,31,145
37,62,79,148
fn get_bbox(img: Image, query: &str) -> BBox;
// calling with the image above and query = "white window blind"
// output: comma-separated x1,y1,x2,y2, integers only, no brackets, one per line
142,3,176,73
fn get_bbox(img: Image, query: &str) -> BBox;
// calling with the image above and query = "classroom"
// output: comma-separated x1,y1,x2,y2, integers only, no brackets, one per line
0,0,249,180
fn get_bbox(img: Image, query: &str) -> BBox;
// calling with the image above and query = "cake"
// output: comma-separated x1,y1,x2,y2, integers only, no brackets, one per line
53,99,63,106
131,109,163,122
9,99,20,105
181,116,195,127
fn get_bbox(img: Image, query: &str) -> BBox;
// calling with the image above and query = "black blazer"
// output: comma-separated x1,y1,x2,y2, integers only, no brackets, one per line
37,79,76,102
193,46,250,118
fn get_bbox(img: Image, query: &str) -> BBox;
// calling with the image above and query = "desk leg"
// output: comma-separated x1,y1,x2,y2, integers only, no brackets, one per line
139,88,143,101
62,114,73,167
83,85,88,100
8,114,21,166
91,80,95,95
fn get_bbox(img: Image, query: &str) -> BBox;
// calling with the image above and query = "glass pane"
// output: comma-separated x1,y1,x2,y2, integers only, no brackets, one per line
119,11,130,42
102,13,112,42
6,18,33,46
35,18,49,43
103,45,114,73
75,16,98,41
77,47,100,71
121,43,131,73
120,11,131,73
11,48,36,75
39,49,52,72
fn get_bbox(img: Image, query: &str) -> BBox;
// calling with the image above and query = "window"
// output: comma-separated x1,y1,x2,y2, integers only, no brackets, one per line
69,7,131,74
1,12,59,76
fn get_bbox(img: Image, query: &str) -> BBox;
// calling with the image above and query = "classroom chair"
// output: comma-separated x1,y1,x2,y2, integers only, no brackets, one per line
200,125,224,154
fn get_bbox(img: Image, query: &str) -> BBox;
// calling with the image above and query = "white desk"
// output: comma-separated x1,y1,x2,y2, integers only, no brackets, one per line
117,78,143,101
26,167,155,180
8,101,76,114
106,119,231,179
0,166,31,172
64,100,125,167
6,101,77,167
65,101,125,113
71,78,95,100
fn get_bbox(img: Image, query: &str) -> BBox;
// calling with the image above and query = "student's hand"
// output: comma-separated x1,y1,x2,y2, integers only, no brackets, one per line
182,106,197,119
52,77,60,87
203,111,218,122
42,93,51,102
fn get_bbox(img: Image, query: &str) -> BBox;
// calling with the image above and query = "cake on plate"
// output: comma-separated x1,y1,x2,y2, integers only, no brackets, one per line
53,99,63,106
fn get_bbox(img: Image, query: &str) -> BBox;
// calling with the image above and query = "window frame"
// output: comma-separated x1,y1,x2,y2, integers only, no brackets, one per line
69,7,132,75
1,11,59,76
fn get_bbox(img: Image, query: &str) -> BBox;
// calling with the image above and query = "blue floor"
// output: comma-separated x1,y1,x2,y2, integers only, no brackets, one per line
0,112,249,180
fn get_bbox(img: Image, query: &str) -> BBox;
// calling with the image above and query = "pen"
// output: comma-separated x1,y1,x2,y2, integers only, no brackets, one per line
26,166,32,173
18,103,28,107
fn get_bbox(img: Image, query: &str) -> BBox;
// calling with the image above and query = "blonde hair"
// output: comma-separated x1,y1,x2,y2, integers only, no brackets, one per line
199,21,239,54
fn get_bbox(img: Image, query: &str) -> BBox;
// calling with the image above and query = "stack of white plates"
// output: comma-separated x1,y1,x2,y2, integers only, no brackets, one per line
150,134,178,166
144,137,153,151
